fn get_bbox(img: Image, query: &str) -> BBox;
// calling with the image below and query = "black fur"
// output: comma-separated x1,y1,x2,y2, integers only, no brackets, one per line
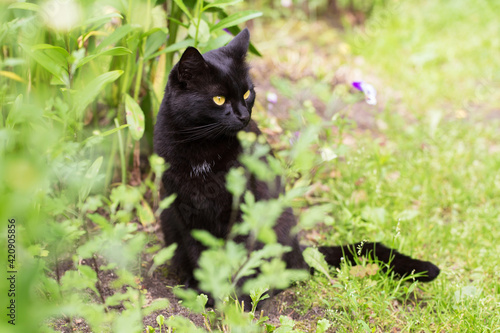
153,28,439,307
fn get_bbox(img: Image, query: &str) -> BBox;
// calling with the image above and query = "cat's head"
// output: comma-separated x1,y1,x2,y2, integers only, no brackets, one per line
164,28,255,139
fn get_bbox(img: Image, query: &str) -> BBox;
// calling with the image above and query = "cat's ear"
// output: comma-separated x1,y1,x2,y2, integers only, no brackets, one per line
225,28,250,59
178,47,208,82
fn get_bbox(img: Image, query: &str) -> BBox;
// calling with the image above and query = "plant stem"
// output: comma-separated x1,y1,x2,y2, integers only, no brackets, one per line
134,55,144,101
115,118,127,184
104,132,118,190
194,0,204,47
134,32,146,101
166,2,182,73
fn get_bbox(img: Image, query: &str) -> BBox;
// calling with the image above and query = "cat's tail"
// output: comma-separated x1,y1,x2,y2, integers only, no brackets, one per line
316,242,440,282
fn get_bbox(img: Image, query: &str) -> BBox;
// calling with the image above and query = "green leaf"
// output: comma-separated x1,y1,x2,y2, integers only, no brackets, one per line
299,204,332,229
210,10,262,32
88,213,112,231
137,200,155,225
99,124,130,136
234,244,289,282
145,39,195,60
167,16,189,28
202,34,232,52
240,198,283,244
165,316,207,333
159,193,177,210
83,12,123,28
243,259,308,293
60,266,98,296
361,206,387,225
173,288,208,313
240,154,276,182
142,27,169,39
114,302,144,333
150,154,167,178
20,43,68,85
124,94,145,141
203,0,243,11
94,24,135,53
82,124,129,146
73,70,123,116
78,264,98,281
31,44,70,58
148,243,177,275
274,315,295,332
173,0,193,20
79,156,103,202
192,230,224,248
303,247,334,283
289,124,320,172
8,2,40,11
144,29,168,59
249,286,270,311
76,47,132,69
454,285,482,303
189,19,210,44
143,299,170,316
194,248,238,299
280,316,295,327
357,319,371,332
316,319,331,333
226,167,246,199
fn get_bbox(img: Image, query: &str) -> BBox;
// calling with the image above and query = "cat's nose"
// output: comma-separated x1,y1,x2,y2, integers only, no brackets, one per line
234,103,250,124
237,112,249,124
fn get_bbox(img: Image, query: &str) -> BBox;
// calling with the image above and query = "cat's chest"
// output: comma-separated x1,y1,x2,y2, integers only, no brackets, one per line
168,151,237,197
167,158,232,220
189,158,220,178
180,156,232,190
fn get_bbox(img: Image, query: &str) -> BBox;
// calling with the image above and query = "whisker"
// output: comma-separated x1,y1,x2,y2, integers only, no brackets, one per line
178,123,220,133
169,123,227,144
163,123,220,135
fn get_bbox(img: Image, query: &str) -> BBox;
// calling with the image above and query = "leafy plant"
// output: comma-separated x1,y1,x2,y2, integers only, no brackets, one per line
0,0,262,331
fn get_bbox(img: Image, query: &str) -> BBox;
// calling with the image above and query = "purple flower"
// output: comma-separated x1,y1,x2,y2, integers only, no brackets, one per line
352,81,363,91
266,92,278,104
352,81,377,105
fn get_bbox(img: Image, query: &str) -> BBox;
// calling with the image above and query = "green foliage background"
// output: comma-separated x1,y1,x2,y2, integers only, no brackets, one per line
0,0,265,331
1,0,499,332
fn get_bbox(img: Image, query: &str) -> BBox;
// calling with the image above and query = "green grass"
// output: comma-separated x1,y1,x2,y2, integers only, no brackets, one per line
349,0,500,113
1,0,499,332
249,0,500,331
285,110,500,331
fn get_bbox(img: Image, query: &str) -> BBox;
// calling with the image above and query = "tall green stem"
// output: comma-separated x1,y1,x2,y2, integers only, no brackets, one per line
115,118,127,184
134,55,144,101
194,0,204,47
166,2,182,73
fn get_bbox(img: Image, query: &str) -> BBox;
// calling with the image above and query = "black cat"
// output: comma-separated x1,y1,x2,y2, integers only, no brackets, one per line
153,28,439,307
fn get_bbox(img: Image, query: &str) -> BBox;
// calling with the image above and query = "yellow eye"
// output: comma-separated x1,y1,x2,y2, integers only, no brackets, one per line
243,90,250,99
213,96,225,105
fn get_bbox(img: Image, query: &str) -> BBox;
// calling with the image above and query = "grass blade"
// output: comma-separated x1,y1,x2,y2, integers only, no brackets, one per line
210,10,262,32
73,70,123,116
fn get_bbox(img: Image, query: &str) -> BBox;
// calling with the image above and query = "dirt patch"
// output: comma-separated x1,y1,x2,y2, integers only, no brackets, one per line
141,268,206,329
